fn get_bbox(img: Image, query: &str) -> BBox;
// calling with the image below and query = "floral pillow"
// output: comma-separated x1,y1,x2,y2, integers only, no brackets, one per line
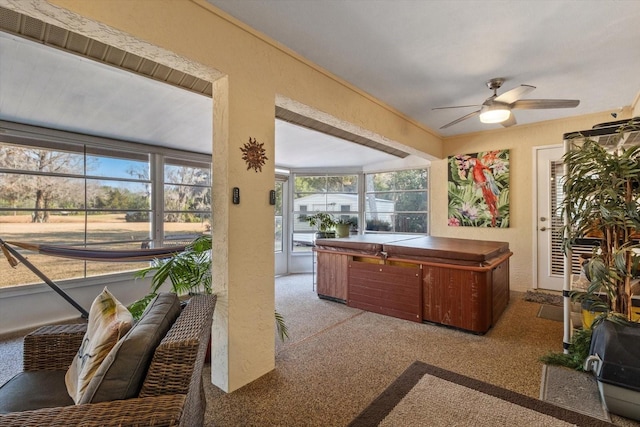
65,287,133,403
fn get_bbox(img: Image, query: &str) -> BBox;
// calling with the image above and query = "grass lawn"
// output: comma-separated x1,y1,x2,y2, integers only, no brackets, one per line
0,214,206,288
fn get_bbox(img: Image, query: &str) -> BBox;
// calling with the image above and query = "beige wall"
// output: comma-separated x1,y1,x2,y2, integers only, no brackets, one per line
433,110,632,292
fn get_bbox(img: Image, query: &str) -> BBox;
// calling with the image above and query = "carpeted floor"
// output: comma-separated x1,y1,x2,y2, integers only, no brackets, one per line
0,335,22,388
202,275,639,426
2,275,639,426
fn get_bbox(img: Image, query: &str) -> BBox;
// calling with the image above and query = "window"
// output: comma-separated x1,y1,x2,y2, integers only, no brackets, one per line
0,127,211,288
364,169,428,234
292,174,358,252
274,181,283,252
163,157,211,245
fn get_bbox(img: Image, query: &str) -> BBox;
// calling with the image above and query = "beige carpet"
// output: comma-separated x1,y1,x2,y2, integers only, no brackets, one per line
350,361,614,427
204,275,640,426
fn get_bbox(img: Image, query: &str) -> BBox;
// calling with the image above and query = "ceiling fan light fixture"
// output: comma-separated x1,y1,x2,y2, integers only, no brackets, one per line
479,104,511,124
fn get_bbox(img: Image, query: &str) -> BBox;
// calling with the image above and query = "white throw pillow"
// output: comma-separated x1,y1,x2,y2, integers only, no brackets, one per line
65,287,133,403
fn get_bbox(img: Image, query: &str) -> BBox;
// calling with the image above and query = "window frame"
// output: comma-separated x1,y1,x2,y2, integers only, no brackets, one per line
291,172,360,252
363,167,429,235
0,121,211,289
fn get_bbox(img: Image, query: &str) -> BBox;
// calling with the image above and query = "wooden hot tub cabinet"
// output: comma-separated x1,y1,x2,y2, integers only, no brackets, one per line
315,250,350,302
420,254,510,333
314,235,512,333
315,234,416,303
348,259,422,322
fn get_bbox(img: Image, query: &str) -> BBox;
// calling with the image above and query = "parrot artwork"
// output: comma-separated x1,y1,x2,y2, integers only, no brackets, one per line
470,154,500,227
449,150,508,227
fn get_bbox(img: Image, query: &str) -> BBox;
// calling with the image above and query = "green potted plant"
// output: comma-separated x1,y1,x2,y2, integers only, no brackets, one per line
130,234,288,341
540,121,640,367
129,234,213,318
306,212,337,239
562,125,640,324
335,217,353,238
561,121,640,420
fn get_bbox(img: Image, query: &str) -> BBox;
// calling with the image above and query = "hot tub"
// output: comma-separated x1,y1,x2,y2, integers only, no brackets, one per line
314,235,512,333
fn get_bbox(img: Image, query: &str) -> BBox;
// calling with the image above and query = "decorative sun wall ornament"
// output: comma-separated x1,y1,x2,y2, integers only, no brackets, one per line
240,137,268,173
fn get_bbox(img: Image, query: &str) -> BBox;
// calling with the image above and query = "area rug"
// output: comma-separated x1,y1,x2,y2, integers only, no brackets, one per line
536,304,583,326
525,290,564,306
541,364,610,422
538,304,565,322
349,361,614,427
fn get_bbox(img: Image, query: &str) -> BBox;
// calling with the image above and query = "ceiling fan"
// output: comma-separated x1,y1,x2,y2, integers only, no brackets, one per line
434,78,580,129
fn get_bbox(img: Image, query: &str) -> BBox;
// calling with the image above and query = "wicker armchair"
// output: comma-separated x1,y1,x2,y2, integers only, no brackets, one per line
0,294,216,427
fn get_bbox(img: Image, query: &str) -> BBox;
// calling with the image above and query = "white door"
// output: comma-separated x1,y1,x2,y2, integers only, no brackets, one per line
535,146,564,291
274,179,288,275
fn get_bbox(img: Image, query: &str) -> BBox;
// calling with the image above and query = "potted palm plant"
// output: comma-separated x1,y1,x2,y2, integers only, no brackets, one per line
129,234,212,318
563,124,640,323
562,119,640,420
130,234,288,341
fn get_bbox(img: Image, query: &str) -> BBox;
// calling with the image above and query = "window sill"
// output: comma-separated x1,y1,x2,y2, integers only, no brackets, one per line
0,271,143,299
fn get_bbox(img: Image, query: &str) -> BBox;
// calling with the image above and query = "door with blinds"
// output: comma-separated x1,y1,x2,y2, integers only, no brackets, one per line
536,146,592,290
536,146,565,291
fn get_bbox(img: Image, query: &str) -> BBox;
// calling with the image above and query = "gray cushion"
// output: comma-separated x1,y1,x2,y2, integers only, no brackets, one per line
79,293,181,404
0,370,73,413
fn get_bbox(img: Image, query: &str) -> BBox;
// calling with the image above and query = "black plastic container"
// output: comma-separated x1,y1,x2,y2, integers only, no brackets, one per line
586,320,640,420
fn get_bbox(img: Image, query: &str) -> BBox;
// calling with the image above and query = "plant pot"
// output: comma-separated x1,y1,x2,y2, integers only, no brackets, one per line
335,224,350,238
581,299,607,329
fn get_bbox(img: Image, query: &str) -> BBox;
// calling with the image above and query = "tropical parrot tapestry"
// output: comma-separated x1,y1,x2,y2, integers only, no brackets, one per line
448,150,509,228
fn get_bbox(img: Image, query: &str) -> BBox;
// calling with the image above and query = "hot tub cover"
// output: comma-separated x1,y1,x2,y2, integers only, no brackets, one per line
382,236,509,263
314,234,420,254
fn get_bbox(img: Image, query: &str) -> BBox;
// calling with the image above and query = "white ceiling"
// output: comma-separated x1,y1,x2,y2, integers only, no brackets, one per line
275,119,397,169
0,29,399,169
0,32,213,154
208,0,640,136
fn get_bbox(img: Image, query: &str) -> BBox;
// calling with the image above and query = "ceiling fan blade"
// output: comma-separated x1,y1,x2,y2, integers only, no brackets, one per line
511,99,580,109
440,110,480,129
501,113,517,128
432,104,480,110
494,84,536,104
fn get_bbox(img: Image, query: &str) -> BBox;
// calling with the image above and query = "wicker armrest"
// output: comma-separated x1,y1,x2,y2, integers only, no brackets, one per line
140,295,216,398
23,324,87,371
0,394,185,427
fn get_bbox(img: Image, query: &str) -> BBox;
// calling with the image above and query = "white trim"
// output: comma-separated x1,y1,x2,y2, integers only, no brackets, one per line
0,270,139,299
0,120,212,161
0,272,153,336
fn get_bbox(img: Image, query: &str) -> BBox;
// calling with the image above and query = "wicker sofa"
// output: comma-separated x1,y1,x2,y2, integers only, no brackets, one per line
0,293,216,427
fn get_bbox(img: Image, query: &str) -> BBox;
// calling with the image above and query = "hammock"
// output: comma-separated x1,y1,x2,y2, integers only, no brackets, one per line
0,238,189,318
4,241,187,262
